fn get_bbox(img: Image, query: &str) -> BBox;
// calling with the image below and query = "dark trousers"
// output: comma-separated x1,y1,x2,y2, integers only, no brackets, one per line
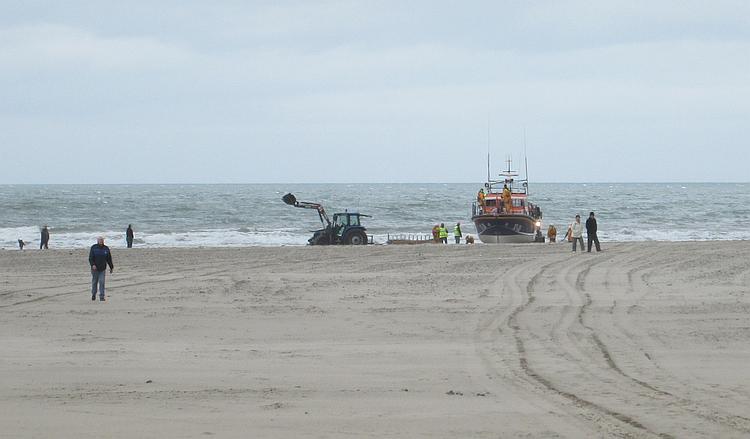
455,236,461,244
127,238,133,248
572,237,584,252
40,240,48,249
587,233,601,252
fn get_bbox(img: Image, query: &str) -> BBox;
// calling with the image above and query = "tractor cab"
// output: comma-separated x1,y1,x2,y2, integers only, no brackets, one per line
332,212,370,244
332,212,365,229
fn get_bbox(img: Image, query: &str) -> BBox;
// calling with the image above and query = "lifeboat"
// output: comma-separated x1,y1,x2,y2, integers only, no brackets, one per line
471,158,544,244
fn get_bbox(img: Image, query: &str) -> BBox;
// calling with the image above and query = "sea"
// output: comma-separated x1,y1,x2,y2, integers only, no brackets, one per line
1,183,749,249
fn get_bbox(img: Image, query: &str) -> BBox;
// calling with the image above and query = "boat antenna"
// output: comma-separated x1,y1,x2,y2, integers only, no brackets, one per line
486,117,491,183
523,127,529,194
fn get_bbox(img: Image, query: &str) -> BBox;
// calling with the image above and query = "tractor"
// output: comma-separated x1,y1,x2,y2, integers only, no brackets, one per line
282,193,370,245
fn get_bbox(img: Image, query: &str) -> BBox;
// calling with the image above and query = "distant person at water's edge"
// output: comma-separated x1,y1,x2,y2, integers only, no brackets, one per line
432,224,440,243
454,222,462,244
570,215,584,252
18,239,25,250
89,237,114,301
547,225,557,243
439,223,448,244
586,212,601,252
40,225,49,249
126,224,134,248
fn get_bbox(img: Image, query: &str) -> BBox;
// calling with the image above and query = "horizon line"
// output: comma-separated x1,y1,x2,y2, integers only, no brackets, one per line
0,181,748,185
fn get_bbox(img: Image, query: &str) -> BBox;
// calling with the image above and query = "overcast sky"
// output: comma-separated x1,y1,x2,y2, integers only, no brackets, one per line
1,1,748,183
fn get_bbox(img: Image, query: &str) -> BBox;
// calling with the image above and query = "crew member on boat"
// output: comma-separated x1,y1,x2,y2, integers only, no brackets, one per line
502,184,512,213
477,188,485,208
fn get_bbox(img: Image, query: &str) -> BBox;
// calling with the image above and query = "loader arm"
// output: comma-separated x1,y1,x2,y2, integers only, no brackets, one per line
282,193,331,227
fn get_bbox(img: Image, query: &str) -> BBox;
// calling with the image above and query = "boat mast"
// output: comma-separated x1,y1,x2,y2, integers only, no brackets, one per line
524,127,529,195
486,118,491,183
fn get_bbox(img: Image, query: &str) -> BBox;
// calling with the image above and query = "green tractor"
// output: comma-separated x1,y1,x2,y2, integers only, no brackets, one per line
283,193,371,245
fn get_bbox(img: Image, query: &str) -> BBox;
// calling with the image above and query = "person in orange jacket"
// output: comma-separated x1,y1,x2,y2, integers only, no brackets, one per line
502,184,512,213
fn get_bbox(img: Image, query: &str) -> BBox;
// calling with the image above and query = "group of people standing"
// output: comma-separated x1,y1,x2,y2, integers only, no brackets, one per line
18,225,51,250
476,185,513,214
548,212,601,253
431,222,464,244
16,225,130,302
19,224,135,250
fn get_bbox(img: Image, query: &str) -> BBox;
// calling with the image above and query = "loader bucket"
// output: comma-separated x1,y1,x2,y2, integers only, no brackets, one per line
282,193,297,206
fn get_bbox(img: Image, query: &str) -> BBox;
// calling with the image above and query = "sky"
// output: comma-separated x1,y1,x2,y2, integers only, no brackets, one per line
1,0,749,183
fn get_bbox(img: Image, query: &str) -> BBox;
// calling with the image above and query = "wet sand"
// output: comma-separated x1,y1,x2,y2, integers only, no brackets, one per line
1,242,749,438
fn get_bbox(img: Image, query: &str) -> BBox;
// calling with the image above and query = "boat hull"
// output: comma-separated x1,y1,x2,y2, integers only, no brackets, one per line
472,214,539,244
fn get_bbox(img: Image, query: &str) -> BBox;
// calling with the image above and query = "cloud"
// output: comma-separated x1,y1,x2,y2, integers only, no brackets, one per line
1,2,749,182
0,24,193,72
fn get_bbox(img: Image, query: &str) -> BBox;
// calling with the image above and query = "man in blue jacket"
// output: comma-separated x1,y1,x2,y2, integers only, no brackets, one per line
89,237,114,301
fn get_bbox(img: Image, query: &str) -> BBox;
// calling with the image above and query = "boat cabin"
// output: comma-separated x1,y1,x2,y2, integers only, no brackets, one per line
472,161,542,219
478,191,537,216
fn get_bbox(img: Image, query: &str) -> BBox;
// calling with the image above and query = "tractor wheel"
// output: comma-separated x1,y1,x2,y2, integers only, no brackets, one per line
346,230,368,245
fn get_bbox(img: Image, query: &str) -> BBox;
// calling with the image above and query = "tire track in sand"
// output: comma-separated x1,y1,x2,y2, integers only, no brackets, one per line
478,249,667,438
0,266,233,309
572,244,750,436
602,245,750,434
474,255,604,437
519,249,671,438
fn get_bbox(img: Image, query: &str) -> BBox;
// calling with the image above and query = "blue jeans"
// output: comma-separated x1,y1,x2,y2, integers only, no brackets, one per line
91,270,106,298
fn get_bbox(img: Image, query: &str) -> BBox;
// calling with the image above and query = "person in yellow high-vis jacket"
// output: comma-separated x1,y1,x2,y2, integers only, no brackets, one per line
453,222,462,244
438,223,448,244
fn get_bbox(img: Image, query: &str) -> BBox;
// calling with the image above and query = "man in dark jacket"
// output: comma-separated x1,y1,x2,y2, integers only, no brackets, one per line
126,224,134,248
586,211,601,252
40,225,49,249
89,237,114,301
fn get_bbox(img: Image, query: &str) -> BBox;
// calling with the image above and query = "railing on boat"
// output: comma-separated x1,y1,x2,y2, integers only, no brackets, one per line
471,201,542,219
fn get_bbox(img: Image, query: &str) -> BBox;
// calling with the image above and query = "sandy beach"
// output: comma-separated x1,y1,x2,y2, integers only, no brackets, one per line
1,241,749,438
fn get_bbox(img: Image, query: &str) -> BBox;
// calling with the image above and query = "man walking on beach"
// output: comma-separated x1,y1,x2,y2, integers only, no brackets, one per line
89,237,114,301
40,225,49,249
570,215,584,252
586,211,601,252
126,224,134,248
453,222,462,244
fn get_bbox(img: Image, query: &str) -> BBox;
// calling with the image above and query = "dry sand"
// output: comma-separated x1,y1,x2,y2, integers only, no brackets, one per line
1,241,749,438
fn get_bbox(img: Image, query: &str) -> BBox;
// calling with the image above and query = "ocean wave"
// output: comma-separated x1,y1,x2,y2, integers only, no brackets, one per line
3,183,750,249
1,228,312,249
2,226,746,250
